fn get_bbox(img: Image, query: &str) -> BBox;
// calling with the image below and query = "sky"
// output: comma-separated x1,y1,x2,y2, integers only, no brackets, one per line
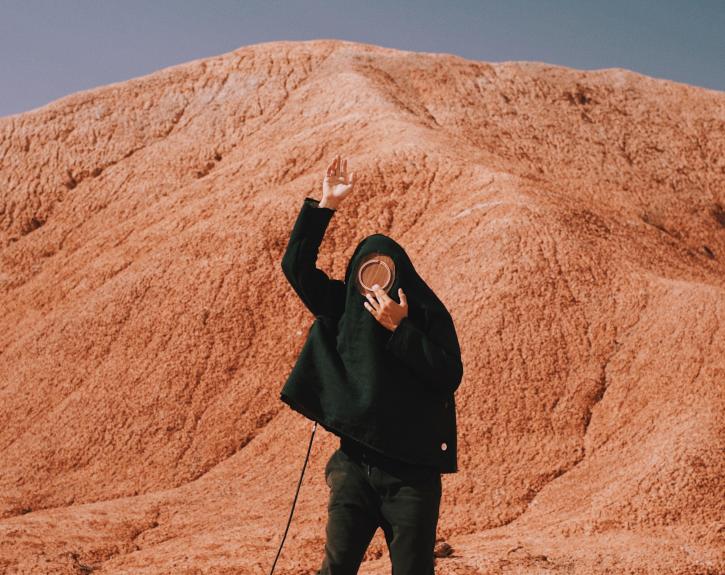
0,0,723,117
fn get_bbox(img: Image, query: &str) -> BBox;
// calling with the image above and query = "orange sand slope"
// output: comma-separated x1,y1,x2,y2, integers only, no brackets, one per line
0,39,723,574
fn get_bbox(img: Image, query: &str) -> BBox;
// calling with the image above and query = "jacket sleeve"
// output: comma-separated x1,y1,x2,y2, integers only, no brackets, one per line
281,196,346,321
385,310,463,395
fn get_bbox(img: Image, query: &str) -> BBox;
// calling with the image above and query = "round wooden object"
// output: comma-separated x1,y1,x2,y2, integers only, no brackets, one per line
355,252,396,296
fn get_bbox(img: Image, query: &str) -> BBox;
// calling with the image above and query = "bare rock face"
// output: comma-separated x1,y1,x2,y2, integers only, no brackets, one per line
0,39,723,574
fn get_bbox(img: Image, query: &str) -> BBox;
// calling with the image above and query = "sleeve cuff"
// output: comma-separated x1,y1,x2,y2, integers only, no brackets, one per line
304,196,336,213
385,315,414,354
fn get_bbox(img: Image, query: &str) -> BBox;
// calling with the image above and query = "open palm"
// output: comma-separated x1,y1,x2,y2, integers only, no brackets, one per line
322,155,355,205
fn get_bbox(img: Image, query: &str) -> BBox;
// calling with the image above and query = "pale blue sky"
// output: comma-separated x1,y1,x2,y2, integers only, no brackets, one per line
0,0,722,117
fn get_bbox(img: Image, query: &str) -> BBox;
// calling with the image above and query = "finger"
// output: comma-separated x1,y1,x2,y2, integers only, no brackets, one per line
363,301,377,316
398,288,407,307
365,291,380,312
371,284,391,304
370,285,384,305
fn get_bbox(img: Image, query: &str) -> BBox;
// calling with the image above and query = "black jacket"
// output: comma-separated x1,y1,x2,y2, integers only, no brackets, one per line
280,197,463,473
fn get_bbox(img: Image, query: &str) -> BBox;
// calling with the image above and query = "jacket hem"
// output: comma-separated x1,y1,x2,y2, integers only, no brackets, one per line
279,391,457,474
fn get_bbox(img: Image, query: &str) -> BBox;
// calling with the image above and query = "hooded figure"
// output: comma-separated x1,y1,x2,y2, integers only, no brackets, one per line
280,197,463,473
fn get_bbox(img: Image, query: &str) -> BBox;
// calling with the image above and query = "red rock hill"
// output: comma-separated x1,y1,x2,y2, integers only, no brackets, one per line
0,39,723,574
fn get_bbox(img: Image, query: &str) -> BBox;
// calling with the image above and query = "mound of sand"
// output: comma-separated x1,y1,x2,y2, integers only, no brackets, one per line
0,39,723,574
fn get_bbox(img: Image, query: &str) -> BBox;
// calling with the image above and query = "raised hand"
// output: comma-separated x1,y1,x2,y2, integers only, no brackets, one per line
363,285,409,332
320,154,355,209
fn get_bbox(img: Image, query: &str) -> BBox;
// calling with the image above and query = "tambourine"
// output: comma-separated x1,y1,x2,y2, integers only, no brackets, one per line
355,252,396,296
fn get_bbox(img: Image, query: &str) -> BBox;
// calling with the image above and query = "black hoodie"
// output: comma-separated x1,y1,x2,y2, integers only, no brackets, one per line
280,197,463,473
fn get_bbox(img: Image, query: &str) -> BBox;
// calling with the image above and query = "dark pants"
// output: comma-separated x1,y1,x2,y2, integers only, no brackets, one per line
318,444,442,574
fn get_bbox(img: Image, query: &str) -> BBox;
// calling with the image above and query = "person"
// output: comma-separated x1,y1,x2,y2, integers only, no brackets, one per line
280,154,463,574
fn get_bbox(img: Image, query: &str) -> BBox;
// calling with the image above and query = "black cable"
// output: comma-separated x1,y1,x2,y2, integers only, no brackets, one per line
268,420,318,575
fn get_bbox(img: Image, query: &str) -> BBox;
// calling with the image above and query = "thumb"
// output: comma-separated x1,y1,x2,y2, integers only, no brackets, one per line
398,288,407,308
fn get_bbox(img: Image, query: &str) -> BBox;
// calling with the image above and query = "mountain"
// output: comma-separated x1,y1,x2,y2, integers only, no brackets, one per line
0,38,723,574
